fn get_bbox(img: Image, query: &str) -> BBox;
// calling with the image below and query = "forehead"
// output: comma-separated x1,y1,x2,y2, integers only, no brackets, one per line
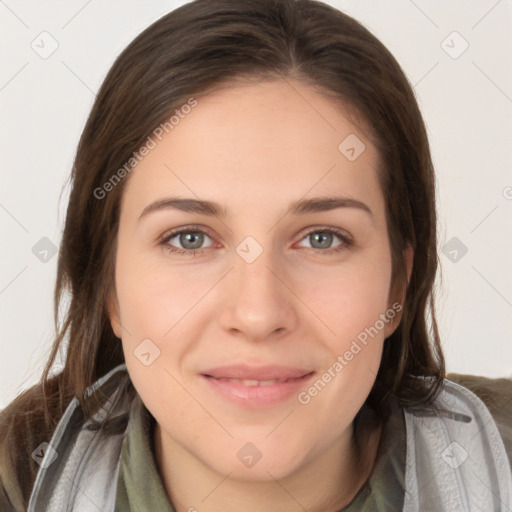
121,78,385,222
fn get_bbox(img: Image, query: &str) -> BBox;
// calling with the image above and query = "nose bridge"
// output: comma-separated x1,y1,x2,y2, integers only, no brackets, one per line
219,237,296,339
234,238,283,307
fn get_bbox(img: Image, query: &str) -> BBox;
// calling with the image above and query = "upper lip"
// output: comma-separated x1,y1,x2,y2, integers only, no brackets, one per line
201,364,314,381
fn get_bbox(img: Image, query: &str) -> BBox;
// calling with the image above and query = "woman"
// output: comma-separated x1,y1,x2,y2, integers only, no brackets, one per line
1,0,511,510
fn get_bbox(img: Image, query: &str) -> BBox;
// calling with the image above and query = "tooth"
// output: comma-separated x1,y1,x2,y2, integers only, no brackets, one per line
241,380,260,386
214,378,284,386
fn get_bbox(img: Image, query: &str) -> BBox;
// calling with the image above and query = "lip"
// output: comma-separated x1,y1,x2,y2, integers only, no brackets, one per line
200,365,315,408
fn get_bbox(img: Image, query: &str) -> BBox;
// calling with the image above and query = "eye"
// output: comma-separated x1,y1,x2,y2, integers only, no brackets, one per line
160,227,214,255
296,228,352,253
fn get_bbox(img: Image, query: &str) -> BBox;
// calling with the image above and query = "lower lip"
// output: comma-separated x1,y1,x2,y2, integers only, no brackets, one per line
200,373,315,408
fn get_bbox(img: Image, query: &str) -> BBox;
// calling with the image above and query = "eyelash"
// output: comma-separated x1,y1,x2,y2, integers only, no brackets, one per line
159,225,353,256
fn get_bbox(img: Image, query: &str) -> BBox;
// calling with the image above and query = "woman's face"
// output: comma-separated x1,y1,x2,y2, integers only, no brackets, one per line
109,78,410,481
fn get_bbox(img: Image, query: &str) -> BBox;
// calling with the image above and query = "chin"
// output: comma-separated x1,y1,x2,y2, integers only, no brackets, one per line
220,458,302,483
199,437,308,482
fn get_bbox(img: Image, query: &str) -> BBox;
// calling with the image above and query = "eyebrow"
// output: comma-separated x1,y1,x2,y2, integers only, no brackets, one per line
138,196,373,220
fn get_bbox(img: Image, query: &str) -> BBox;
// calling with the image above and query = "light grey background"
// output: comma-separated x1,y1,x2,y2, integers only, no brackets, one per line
1,0,511,409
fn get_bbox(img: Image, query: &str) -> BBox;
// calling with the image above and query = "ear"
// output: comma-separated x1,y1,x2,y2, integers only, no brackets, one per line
106,289,123,339
383,244,414,338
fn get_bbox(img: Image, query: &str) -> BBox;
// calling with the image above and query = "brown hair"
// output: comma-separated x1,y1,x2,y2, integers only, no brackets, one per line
0,0,444,506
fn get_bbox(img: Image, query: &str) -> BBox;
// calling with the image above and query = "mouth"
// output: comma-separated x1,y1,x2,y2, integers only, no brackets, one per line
201,364,314,381
200,365,316,408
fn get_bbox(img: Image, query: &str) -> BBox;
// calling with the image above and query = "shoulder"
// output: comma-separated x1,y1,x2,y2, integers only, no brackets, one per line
400,375,512,510
446,373,512,467
0,375,67,512
0,364,131,511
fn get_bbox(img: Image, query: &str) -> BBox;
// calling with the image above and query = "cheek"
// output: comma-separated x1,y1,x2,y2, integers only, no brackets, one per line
113,246,204,399
114,247,210,340
294,249,392,340
294,265,390,430
115,256,204,423
291,245,392,401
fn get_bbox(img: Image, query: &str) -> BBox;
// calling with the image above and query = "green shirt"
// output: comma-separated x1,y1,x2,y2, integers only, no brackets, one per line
115,395,408,511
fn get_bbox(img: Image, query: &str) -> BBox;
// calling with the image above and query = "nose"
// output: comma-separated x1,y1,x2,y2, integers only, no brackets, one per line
218,244,298,342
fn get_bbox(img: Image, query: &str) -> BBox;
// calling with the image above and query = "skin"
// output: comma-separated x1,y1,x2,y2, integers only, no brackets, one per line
108,78,413,512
